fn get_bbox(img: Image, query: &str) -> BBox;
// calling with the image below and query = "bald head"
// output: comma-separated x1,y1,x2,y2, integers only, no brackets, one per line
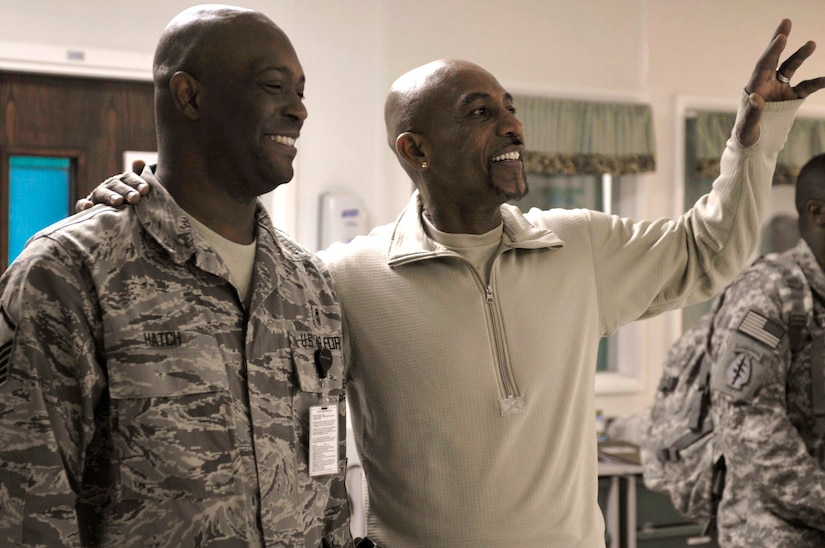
154,5,280,91
384,59,496,152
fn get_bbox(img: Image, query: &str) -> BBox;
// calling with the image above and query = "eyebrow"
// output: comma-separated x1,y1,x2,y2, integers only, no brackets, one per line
252,66,307,86
459,91,514,107
255,65,305,81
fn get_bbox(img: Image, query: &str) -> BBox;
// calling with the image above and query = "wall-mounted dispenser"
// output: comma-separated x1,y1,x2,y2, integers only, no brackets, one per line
318,191,368,250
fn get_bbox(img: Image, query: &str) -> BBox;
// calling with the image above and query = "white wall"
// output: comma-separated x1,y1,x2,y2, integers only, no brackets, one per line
3,0,825,418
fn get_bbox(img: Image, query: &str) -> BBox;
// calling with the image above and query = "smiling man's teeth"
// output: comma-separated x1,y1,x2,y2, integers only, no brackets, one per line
269,135,296,146
491,151,520,162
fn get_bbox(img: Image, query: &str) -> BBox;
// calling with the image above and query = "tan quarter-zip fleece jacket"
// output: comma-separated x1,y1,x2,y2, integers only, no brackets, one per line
325,92,802,547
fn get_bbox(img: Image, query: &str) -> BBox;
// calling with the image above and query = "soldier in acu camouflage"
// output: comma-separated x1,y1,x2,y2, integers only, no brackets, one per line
709,153,825,546
0,5,351,547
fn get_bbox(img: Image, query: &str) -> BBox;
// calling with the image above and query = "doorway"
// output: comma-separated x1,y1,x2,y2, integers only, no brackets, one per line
0,71,156,271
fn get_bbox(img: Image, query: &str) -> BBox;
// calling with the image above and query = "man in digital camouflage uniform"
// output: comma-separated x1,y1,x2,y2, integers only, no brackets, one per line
709,153,825,546
0,5,351,547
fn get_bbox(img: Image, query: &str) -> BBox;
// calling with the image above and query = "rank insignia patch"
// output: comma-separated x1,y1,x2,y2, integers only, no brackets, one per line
0,307,14,387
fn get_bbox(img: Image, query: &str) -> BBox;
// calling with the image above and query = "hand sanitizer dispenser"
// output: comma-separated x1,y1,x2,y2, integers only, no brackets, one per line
318,192,368,250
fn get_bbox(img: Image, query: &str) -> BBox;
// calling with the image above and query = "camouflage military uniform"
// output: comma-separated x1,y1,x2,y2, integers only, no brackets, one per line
0,172,351,547
710,240,825,546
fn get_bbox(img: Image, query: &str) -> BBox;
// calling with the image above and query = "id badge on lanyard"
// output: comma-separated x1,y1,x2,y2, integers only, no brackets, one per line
309,347,339,476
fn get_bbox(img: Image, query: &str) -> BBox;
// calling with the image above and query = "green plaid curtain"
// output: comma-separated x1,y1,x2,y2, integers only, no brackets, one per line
512,95,656,176
693,110,825,185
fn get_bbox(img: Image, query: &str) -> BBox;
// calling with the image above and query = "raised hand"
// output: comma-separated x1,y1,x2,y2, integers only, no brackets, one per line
737,19,825,146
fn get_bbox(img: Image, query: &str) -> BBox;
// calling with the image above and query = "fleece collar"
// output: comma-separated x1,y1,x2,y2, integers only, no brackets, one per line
386,191,564,267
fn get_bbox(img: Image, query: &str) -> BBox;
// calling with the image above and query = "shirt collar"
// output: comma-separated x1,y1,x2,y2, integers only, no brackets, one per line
387,190,564,266
133,167,304,266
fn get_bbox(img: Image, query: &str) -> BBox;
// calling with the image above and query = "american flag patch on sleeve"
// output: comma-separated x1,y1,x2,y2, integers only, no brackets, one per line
738,310,785,349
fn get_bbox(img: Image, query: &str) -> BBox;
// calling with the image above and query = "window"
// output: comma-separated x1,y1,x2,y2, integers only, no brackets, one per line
681,115,719,331
509,93,653,386
512,172,625,372
7,156,72,264
681,109,825,332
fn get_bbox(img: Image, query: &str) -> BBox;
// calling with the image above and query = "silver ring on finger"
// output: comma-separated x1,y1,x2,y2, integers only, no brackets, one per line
776,69,791,85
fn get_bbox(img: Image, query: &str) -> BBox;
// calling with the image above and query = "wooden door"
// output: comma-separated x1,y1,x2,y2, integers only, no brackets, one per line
0,71,156,271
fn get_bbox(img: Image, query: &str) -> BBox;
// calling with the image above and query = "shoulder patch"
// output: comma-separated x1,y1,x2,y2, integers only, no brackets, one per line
725,353,752,391
711,332,770,402
738,309,785,349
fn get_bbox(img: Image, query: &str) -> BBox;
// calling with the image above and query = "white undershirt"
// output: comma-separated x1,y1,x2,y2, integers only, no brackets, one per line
422,215,503,283
184,212,256,305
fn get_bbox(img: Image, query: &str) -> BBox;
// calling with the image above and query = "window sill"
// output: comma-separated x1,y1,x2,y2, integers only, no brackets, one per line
595,371,643,395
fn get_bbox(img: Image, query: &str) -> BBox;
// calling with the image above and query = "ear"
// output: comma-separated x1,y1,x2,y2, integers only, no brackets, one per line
807,200,825,226
395,132,429,172
169,71,203,120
